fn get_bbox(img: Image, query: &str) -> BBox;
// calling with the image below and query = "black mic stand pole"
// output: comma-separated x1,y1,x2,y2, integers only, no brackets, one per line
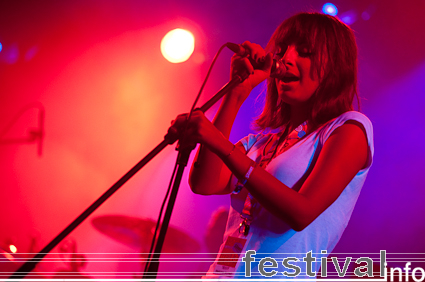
10,72,248,279
143,71,249,279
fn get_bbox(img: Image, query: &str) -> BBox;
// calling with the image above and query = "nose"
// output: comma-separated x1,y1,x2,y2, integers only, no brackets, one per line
279,45,297,67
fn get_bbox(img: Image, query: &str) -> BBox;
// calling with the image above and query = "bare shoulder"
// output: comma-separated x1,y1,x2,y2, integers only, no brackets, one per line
299,119,368,206
325,119,369,171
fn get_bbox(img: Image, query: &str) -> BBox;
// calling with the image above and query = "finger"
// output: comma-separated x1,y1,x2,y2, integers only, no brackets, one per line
231,55,254,77
170,113,190,131
241,41,253,56
263,52,274,71
241,41,265,64
176,113,189,123
241,57,254,75
165,125,181,143
252,45,265,62
192,108,203,114
167,115,197,141
176,113,188,119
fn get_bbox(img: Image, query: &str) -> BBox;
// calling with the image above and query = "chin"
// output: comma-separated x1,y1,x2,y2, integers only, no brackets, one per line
280,96,312,109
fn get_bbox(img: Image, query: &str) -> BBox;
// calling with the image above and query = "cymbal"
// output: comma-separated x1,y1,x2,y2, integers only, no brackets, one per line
92,215,200,253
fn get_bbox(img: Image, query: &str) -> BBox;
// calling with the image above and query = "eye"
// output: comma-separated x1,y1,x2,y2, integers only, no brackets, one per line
297,45,313,57
275,44,288,57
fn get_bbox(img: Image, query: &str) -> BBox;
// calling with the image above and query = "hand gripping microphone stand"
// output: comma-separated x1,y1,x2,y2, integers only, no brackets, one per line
9,69,250,279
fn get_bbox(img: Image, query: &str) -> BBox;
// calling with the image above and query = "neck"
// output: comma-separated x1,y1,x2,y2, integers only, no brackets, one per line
288,104,309,131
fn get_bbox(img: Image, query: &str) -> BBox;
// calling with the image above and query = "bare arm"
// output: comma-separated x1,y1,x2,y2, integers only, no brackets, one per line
187,42,273,195
188,98,245,195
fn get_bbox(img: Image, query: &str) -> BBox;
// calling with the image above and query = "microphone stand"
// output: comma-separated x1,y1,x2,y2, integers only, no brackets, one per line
0,102,45,157
10,72,249,279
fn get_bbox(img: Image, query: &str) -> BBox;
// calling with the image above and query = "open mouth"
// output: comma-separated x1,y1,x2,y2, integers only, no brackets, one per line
281,76,300,83
278,72,299,83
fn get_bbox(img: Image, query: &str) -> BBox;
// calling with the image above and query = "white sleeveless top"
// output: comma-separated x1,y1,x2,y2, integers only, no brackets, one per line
205,111,374,279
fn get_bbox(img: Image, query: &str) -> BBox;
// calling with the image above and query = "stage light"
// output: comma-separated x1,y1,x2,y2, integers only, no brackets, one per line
161,28,195,63
322,3,338,16
0,42,2,52
340,10,358,25
361,4,376,21
9,244,17,253
25,46,38,61
361,11,371,21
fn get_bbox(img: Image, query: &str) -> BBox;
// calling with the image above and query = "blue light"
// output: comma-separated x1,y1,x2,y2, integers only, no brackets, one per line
322,3,338,16
340,10,358,25
0,42,2,52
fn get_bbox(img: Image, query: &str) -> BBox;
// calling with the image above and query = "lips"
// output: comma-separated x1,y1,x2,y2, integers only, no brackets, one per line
277,72,299,83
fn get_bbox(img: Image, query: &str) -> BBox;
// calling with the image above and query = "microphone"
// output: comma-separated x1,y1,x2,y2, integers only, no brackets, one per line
226,42,286,78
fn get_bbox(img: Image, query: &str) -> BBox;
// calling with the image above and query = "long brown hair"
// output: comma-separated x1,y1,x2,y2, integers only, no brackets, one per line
254,12,359,130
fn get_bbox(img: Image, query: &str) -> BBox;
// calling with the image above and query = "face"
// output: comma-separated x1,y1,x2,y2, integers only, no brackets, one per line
274,44,320,108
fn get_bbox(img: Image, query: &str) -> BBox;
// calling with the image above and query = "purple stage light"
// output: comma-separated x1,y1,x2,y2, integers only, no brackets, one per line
340,10,358,25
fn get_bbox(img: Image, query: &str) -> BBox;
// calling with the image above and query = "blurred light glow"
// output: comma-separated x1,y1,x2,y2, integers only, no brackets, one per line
9,244,17,253
362,4,377,21
340,10,358,25
3,43,19,64
25,46,39,61
361,11,371,21
322,3,338,16
161,28,195,63
2,251,15,262
0,42,2,52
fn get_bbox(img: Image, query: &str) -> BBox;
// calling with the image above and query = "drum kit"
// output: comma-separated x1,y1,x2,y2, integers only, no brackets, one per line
91,215,203,278
1,214,216,278
91,215,201,253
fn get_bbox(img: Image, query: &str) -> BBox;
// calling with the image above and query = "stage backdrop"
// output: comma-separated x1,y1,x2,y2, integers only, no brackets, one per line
1,0,424,278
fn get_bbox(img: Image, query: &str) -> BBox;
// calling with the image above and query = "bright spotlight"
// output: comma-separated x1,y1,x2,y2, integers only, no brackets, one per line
161,28,195,63
9,244,17,253
322,3,338,16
